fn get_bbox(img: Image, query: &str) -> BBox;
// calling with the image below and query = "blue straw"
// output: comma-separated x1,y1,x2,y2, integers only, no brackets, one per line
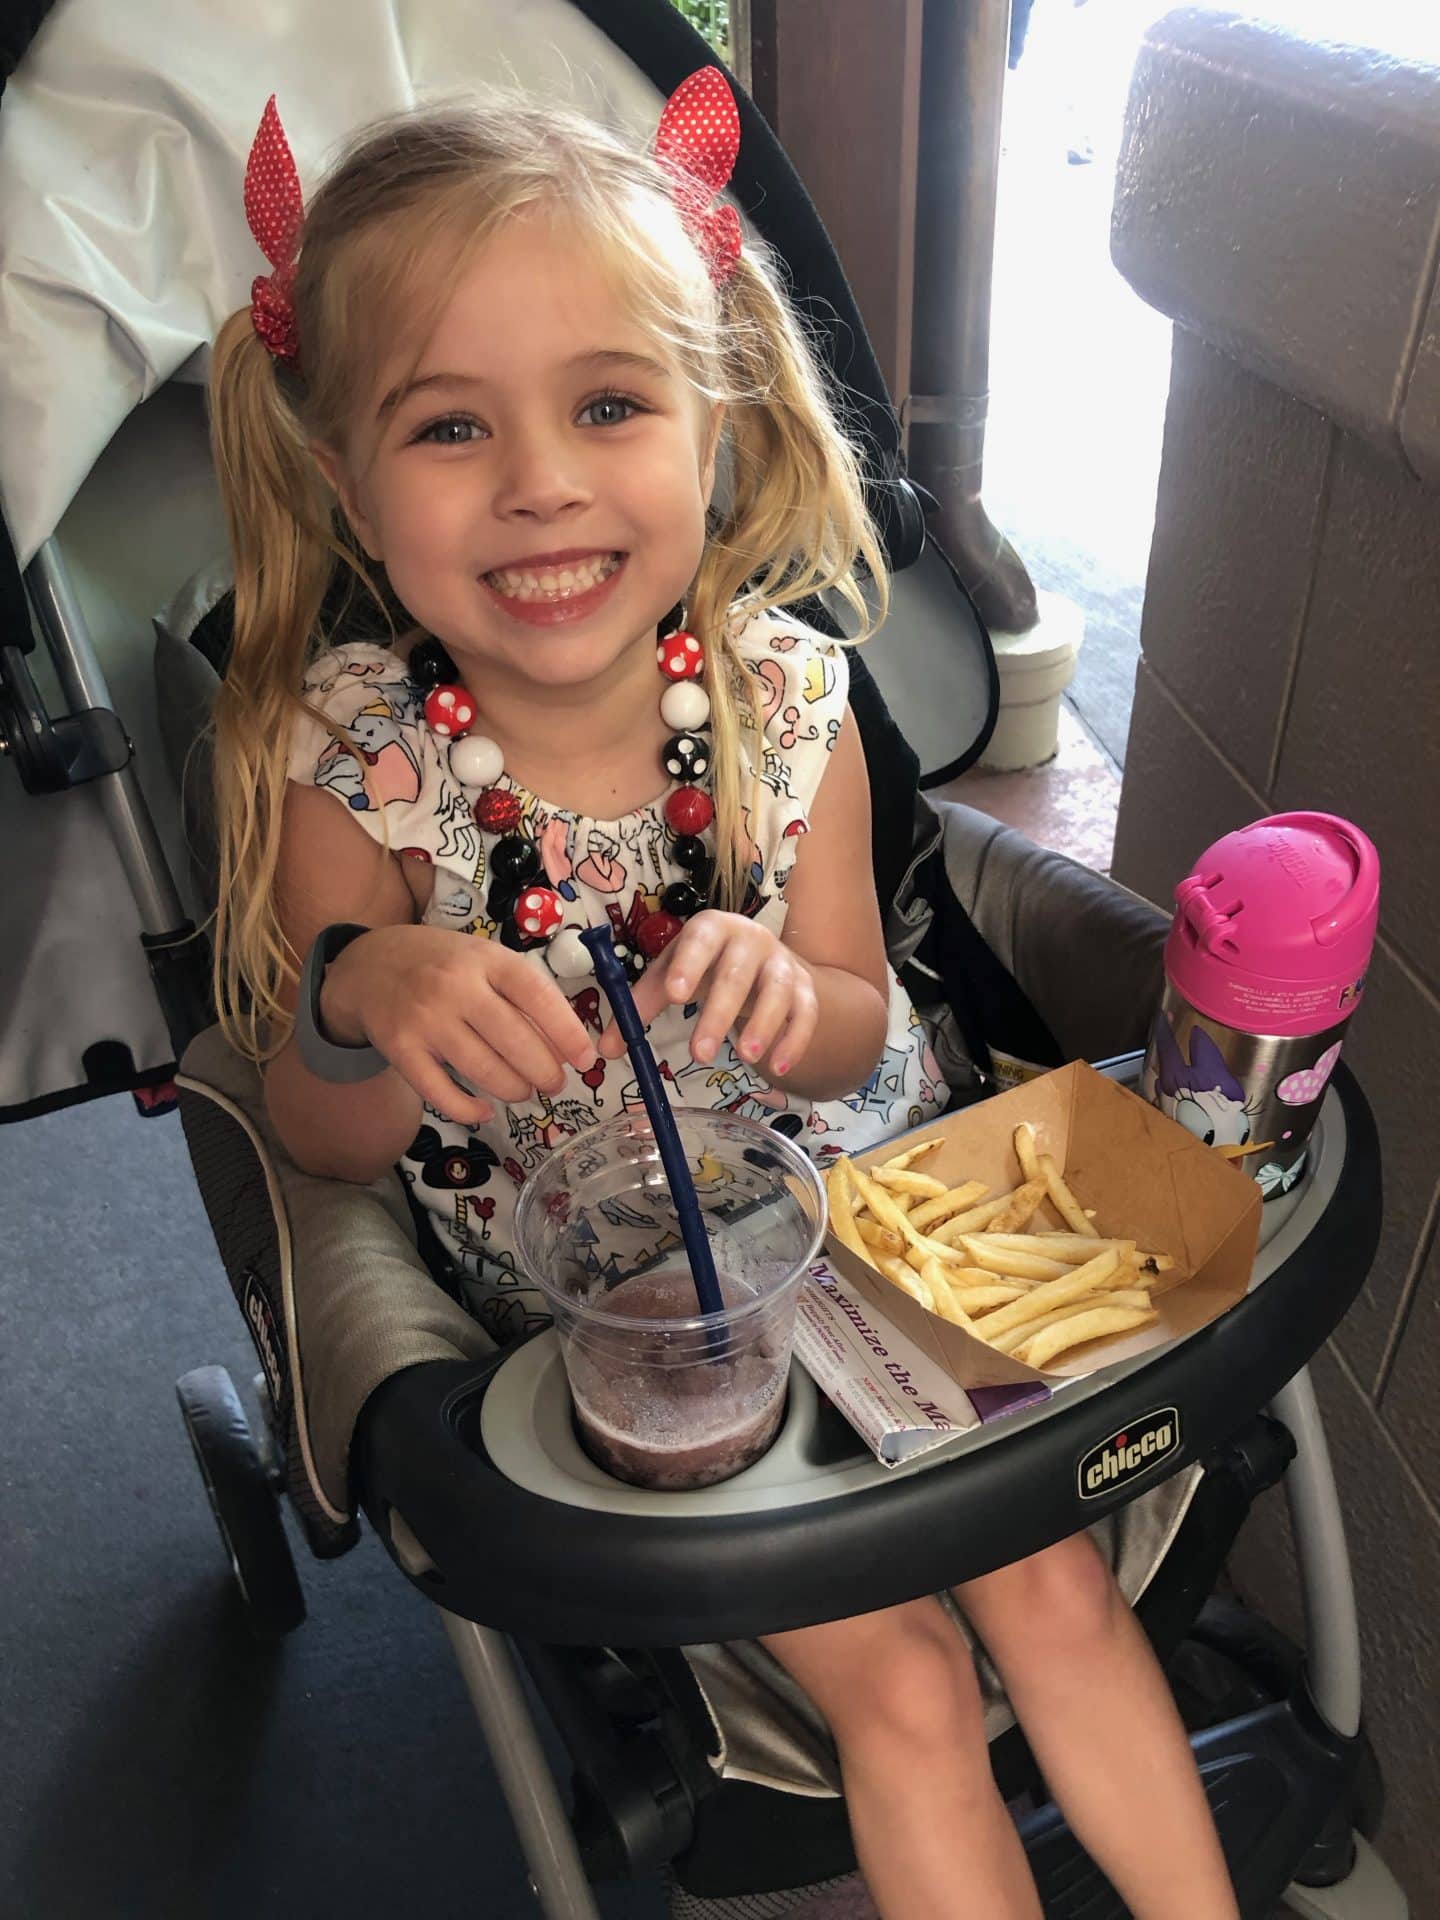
580,924,726,1319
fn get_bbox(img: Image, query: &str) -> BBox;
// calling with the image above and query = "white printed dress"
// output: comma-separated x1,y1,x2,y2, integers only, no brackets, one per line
288,614,946,1342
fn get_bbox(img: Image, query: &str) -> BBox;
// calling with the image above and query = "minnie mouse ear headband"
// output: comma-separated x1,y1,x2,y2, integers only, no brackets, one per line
244,67,744,369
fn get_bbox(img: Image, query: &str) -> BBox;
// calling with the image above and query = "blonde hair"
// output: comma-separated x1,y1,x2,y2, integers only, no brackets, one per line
210,92,888,1059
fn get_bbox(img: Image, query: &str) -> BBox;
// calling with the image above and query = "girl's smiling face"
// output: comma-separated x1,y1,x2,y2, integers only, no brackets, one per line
318,212,722,696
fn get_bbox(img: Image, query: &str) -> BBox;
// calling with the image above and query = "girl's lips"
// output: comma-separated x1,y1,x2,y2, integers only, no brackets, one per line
479,553,628,628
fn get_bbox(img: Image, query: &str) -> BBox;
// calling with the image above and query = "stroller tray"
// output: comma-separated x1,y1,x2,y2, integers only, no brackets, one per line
359,1066,1379,1646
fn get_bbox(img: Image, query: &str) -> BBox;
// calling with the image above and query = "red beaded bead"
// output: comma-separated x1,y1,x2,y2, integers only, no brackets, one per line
637,910,683,957
513,887,564,939
475,788,522,834
655,630,705,681
423,683,476,737
665,785,714,835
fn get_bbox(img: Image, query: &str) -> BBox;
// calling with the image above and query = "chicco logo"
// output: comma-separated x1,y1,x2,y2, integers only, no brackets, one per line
1077,1408,1181,1499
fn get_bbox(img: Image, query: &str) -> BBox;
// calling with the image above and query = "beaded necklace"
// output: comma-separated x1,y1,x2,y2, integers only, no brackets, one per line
408,612,718,984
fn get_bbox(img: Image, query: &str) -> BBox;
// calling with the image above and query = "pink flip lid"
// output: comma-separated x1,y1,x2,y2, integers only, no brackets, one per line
1164,812,1380,1038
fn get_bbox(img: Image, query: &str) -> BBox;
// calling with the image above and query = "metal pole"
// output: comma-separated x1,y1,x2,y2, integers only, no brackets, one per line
1270,1368,1363,1740
441,1612,603,1920
26,540,189,933
909,0,1037,633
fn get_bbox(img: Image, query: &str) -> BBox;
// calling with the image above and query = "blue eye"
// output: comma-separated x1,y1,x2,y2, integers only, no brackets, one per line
415,415,483,445
579,391,642,428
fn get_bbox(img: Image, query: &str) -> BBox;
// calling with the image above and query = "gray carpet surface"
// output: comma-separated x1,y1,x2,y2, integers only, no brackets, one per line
0,1091,665,1920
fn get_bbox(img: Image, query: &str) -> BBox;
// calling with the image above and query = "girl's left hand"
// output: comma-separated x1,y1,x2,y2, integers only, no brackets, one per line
596,910,818,1078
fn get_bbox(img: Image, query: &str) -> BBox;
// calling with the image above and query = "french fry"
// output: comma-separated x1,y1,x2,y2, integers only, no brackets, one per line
1016,1305,1158,1371
878,1136,945,1172
921,1260,980,1330
1014,1122,1041,1183
955,1236,1078,1281
1027,1231,1175,1273
968,1247,1122,1342
908,1180,990,1232
952,1283,1030,1313
825,1163,867,1262
849,1164,977,1268
986,1178,1048,1235
987,1288,1153,1355
928,1196,1015,1243
872,1168,949,1199
1037,1153,1099,1237
856,1219,905,1257
876,1252,934,1311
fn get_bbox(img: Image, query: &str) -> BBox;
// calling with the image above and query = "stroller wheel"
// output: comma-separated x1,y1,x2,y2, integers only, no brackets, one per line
176,1365,306,1640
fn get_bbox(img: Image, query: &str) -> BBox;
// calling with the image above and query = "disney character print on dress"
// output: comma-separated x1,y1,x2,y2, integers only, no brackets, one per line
288,615,947,1343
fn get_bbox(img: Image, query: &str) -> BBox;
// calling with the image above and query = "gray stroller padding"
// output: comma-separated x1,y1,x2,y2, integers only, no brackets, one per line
174,1026,494,1549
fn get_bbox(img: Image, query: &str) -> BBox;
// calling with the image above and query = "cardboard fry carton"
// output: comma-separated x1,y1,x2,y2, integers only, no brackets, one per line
823,1061,1263,1388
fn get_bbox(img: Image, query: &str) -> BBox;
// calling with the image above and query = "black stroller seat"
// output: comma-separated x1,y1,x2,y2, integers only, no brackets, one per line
0,4,1398,1917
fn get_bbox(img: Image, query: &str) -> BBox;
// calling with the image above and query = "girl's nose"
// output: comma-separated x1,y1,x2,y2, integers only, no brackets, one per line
492,434,592,522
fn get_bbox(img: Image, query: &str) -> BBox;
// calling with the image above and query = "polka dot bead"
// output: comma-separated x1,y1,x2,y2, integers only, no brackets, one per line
475,787,523,834
423,684,476,738
656,630,705,681
660,680,711,731
514,887,564,939
449,734,505,788
665,786,714,835
663,732,710,780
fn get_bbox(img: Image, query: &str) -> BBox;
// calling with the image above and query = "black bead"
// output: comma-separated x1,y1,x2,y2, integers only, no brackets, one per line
656,601,687,642
488,883,520,924
408,638,458,688
617,943,647,983
490,835,541,886
662,731,710,781
661,880,704,919
672,834,709,874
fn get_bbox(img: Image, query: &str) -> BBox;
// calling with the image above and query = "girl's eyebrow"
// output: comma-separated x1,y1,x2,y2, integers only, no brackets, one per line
379,348,671,418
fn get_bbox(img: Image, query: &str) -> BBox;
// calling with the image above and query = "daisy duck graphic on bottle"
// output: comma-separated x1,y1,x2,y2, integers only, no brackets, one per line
1143,813,1379,1198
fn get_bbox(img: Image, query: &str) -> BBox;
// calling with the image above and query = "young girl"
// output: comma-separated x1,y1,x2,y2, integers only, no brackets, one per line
208,75,1238,1920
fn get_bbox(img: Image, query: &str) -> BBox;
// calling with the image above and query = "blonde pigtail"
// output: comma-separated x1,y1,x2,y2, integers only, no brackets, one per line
208,310,354,1059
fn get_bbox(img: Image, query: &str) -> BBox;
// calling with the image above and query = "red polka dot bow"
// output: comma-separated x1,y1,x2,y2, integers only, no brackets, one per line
244,95,304,367
654,67,743,286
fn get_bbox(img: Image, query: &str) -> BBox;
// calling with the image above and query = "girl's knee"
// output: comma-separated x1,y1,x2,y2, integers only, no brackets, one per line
960,1534,1124,1653
768,1603,986,1761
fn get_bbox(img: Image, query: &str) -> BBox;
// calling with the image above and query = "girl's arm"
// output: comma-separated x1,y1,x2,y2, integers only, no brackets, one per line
766,705,891,1100
262,783,426,1183
264,785,599,1185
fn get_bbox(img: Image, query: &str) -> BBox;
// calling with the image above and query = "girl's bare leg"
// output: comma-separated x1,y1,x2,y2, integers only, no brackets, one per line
955,1534,1240,1920
763,1599,1041,1920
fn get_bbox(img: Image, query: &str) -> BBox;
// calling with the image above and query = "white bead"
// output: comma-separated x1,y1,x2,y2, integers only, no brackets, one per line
448,734,504,787
660,681,710,730
548,927,595,978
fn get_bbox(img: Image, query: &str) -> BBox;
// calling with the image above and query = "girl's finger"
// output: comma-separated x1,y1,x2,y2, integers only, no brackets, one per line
691,941,765,1063
490,950,599,1070
661,913,732,1006
735,954,800,1064
388,1046,495,1128
442,1023,542,1106
769,982,820,1080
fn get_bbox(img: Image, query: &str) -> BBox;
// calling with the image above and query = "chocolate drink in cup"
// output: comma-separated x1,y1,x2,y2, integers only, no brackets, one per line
565,1268,790,1493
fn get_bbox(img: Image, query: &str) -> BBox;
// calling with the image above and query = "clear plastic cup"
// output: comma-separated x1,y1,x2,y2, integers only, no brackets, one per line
512,1108,827,1491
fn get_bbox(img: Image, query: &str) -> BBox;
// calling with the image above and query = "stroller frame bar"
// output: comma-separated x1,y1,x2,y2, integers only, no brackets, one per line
25,540,188,934
1272,1370,1362,1741
441,1610,603,1920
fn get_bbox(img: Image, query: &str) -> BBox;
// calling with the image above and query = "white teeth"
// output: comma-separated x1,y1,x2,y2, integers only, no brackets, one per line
487,554,620,601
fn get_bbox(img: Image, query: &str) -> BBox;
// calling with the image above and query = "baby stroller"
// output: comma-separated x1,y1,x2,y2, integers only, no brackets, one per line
0,2,1405,1915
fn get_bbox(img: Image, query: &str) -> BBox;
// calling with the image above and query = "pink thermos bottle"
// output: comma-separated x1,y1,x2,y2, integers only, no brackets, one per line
1142,813,1379,1197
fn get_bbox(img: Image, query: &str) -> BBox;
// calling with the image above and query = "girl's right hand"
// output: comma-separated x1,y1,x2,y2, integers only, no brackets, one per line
319,924,599,1126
